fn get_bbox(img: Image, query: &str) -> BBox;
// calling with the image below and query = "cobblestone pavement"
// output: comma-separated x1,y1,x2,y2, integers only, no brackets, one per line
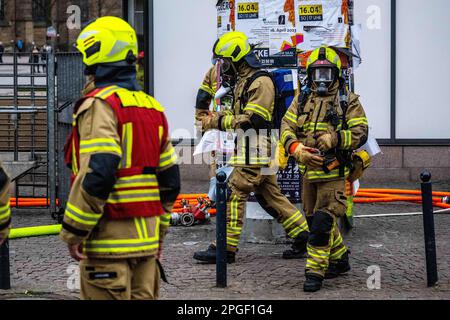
0,181,449,300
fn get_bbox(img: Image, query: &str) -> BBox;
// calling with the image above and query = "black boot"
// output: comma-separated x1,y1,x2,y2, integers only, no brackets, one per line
193,244,236,264
325,251,351,279
282,231,308,259
303,273,324,292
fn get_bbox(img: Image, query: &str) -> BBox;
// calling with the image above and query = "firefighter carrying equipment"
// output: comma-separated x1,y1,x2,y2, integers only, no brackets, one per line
76,16,138,67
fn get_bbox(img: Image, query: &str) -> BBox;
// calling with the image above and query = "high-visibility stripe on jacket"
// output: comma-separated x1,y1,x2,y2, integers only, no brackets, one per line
69,85,169,220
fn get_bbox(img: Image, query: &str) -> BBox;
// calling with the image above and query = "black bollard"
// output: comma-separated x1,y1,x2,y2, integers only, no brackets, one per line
0,239,11,289
420,171,438,287
216,171,227,288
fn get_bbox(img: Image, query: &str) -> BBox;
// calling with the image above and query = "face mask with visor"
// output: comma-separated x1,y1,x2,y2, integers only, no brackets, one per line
217,58,237,88
311,67,336,96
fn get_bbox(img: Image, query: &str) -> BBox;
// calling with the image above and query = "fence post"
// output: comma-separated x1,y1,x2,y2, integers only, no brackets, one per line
420,171,438,287
0,239,11,290
47,47,57,215
216,171,227,288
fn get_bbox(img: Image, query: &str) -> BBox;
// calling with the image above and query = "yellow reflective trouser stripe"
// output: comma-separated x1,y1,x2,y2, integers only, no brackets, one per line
80,138,122,155
341,130,352,149
159,147,177,167
65,202,102,226
0,203,11,221
284,111,297,124
95,85,120,99
228,226,242,234
332,236,343,249
84,239,159,253
114,174,158,188
107,189,160,204
230,195,239,228
288,221,309,238
282,211,302,229
244,103,271,121
223,115,234,129
226,237,239,246
347,117,368,128
306,260,327,269
121,123,133,168
330,246,346,260
200,84,215,97
307,246,329,259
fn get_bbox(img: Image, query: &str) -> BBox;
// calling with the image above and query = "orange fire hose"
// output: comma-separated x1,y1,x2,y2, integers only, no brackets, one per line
8,189,450,209
359,189,450,197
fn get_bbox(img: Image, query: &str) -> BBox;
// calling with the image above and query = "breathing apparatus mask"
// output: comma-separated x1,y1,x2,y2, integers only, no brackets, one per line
218,57,239,89
311,66,337,96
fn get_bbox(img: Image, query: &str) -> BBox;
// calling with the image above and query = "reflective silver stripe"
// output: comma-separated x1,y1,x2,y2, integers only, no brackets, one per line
85,240,159,249
115,177,157,186
65,205,101,223
108,191,159,200
96,86,120,98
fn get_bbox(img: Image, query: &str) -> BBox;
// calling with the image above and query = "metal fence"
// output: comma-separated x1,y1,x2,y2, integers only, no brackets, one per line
0,49,85,219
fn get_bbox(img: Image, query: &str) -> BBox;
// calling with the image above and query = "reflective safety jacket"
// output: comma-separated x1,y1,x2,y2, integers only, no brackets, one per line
202,64,275,168
280,83,368,183
60,82,178,259
0,162,11,239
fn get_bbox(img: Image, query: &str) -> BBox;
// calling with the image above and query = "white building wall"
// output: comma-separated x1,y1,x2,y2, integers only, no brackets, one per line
396,0,450,139
152,0,449,141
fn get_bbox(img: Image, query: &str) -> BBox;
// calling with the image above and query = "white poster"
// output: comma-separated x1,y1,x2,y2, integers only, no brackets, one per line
296,0,350,52
234,0,298,67
217,0,235,37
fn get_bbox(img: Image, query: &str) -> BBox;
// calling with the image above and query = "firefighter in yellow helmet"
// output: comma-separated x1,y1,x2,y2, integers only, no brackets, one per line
281,46,369,292
194,31,310,263
0,162,11,246
60,16,180,300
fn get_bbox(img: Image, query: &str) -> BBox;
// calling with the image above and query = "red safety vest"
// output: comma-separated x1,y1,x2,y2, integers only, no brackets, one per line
65,85,167,219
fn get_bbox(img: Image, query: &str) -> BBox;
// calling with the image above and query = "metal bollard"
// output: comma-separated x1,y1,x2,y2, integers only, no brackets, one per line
216,171,227,288
420,171,438,287
0,239,11,289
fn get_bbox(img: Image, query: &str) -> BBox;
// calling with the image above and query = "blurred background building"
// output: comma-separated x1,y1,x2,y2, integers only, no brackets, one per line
0,0,122,51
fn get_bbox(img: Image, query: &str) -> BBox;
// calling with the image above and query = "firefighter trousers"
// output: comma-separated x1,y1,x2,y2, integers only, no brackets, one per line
225,167,309,252
80,256,160,300
302,178,348,277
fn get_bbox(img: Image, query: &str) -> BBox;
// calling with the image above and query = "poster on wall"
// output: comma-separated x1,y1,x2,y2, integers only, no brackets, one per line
295,0,350,52
217,0,236,37
234,0,299,68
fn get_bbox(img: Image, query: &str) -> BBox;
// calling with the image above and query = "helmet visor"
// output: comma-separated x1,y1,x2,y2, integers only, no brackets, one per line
311,67,334,83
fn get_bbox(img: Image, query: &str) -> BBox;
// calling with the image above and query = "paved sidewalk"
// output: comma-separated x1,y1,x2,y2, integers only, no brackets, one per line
0,181,449,300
